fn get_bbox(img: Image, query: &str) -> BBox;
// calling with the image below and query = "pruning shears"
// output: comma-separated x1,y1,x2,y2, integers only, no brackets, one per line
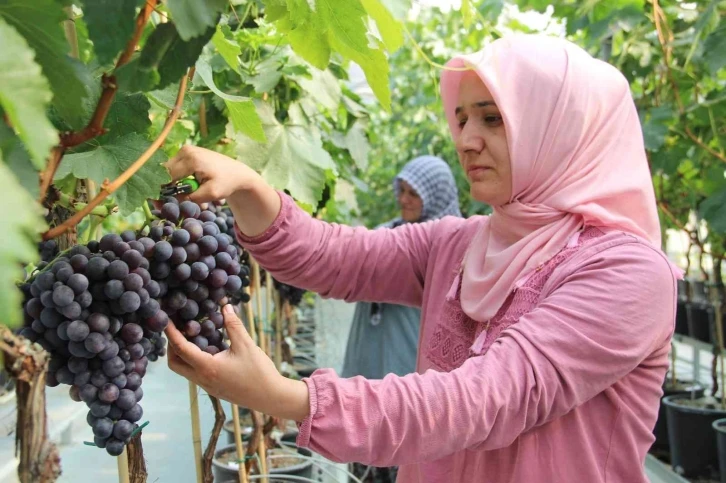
160,175,200,197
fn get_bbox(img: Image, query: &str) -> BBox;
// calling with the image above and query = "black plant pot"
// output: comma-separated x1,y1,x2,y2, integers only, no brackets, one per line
687,280,715,343
713,419,726,483
652,380,705,456
663,395,726,479
213,443,314,482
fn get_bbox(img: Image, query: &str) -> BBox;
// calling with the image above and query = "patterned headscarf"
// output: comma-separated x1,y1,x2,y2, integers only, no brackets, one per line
386,156,462,228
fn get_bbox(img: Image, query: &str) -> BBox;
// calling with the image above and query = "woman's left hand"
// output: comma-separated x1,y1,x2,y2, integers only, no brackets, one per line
165,304,310,421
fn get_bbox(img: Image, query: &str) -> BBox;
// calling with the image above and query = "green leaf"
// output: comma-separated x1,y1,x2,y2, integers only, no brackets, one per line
166,0,226,41
291,68,342,111
703,27,726,74
158,24,216,89
330,35,391,112
700,188,726,233
640,105,673,151
345,120,370,170
478,0,504,22
212,25,241,72
461,0,473,27
103,93,152,141
0,123,39,199
196,58,265,143
361,0,404,52
55,133,170,215
0,17,58,170
228,102,336,206
80,0,143,65
0,157,46,328
380,0,411,20
248,55,285,93
0,0,89,127
318,0,370,55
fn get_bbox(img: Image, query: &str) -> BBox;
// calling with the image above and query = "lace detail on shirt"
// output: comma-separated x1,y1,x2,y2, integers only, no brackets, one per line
425,226,605,372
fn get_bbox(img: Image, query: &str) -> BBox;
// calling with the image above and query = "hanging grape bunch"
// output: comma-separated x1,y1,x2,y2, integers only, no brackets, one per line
256,265,307,307
149,197,249,353
18,234,167,456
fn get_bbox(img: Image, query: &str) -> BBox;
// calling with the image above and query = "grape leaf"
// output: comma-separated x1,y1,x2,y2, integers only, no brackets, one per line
291,67,341,111
212,25,242,72
157,24,216,89
196,58,265,143
0,123,39,199
330,35,391,112
0,18,57,170
700,187,726,233
55,133,170,215
0,156,46,328
345,120,370,170
80,0,144,65
380,0,411,19
318,0,370,55
703,27,726,74
227,102,336,206
103,93,152,141
167,0,226,41
273,0,330,69
248,55,285,93
0,0,89,128
461,0,473,27
361,0,404,52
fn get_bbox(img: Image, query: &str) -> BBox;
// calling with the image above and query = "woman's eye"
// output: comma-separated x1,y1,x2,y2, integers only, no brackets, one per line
484,115,503,126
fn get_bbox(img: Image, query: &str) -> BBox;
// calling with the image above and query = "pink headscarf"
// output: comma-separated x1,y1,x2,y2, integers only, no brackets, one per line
440,35,662,323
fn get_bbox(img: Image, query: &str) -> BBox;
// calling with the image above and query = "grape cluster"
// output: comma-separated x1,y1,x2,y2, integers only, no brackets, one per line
38,239,59,265
149,198,249,353
19,235,166,456
206,202,252,306
257,265,307,307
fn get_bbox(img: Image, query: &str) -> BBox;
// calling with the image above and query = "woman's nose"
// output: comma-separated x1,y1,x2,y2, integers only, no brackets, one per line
456,122,484,154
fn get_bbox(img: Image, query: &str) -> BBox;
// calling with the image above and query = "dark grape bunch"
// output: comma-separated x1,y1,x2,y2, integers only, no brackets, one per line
257,265,307,307
38,239,59,265
149,197,249,353
19,236,167,456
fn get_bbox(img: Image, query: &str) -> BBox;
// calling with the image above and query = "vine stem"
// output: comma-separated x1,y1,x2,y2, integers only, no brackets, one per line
42,71,189,240
38,0,158,203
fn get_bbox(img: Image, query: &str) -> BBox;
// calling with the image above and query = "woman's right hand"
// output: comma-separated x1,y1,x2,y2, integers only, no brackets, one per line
167,145,281,237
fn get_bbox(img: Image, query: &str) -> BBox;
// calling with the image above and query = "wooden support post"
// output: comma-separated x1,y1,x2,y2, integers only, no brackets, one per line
188,382,203,483
117,447,130,483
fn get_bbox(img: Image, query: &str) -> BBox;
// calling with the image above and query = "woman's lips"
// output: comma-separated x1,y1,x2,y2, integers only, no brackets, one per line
467,166,492,179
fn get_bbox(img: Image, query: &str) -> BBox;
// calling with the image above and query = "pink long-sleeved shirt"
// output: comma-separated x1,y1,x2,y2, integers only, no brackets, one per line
237,193,677,483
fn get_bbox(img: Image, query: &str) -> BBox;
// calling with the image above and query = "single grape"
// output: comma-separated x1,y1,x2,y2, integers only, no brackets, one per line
90,401,112,417
69,340,94,358
150,262,171,279
199,320,216,338
124,361,135,374
225,275,243,293
59,301,82,320
99,383,120,403
43,329,64,348
134,387,144,402
87,313,110,333
52,285,75,308
113,241,131,257
40,307,64,328
73,370,91,387
94,436,109,449
125,372,142,391
113,419,135,441
104,280,125,300
86,257,110,281
84,333,107,353
56,366,75,385
145,309,169,332
197,236,218,256
67,320,90,342
208,312,224,330
183,320,201,338
122,249,143,270
166,290,187,311
161,203,180,222
91,370,109,388
214,234,230,253
179,299,199,320
68,357,88,374
69,385,82,402
116,389,137,411
98,341,120,362
226,260,241,277
209,287,227,303
108,405,123,421
202,222,219,237
93,417,114,438
186,222,203,243
87,240,100,253
112,373,127,389
25,297,43,319
199,255,216,271
99,233,122,253
153,241,173,262
199,299,216,315
137,288,150,306
55,267,73,283
204,346,220,355
109,317,122,335
40,290,55,308
138,299,160,318
190,262,209,281
119,291,141,313
103,357,126,378
80,384,98,404
127,343,144,361
105,438,125,456
179,201,197,219
75,290,93,309
121,323,143,344
209,269,229,288
137,237,156,257
199,211,215,223
145,280,161,298
36,271,56,292
123,273,143,292
107,260,129,280
191,335,209,350
119,349,131,362
51,261,72,275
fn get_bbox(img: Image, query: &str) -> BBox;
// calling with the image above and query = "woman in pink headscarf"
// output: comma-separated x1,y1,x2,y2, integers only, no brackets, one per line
164,35,678,482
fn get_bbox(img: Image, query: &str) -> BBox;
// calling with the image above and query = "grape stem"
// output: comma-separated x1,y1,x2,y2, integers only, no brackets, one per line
38,0,159,204
57,192,112,217
42,70,189,241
